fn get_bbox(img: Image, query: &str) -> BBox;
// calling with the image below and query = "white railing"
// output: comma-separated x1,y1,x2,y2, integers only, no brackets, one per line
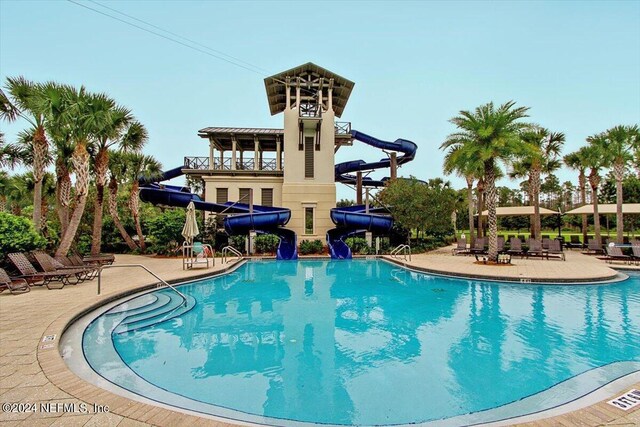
182,242,215,270
222,246,243,264
390,244,411,261
97,264,187,307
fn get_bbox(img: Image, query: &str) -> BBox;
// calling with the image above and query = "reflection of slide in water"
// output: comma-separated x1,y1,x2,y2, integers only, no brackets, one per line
138,166,297,260
328,130,417,259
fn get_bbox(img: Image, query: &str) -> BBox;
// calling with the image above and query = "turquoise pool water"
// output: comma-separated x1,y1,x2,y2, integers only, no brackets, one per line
83,260,640,425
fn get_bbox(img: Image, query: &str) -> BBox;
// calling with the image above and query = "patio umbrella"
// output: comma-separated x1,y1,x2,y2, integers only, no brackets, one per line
181,201,200,244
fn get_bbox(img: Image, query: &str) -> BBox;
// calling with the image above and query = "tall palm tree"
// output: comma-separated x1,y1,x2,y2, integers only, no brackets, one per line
106,150,138,251
443,146,483,246
55,87,104,257
126,152,162,252
441,101,530,261
601,125,640,243
513,126,565,239
90,97,138,256
564,150,589,243
4,77,50,231
581,141,606,247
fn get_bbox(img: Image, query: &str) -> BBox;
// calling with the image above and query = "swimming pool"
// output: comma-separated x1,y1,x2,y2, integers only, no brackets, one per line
66,260,640,425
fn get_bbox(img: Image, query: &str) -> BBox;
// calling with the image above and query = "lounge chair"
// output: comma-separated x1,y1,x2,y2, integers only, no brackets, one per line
527,239,548,259
452,237,468,255
542,238,551,250
497,236,505,253
32,252,88,285
470,237,487,255
547,239,565,261
604,245,632,265
631,245,640,266
0,268,30,295
507,238,524,258
55,255,100,279
80,252,115,266
7,253,68,289
565,235,583,250
585,238,604,254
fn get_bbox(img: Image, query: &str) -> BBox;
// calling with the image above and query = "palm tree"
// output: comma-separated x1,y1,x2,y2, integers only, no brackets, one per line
581,141,606,247
513,126,565,239
600,125,640,243
443,146,483,246
126,152,161,252
106,150,138,251
564,150,589,244
90,97,138,256
4,77,49,231
441,101,530,261
55,87,103,257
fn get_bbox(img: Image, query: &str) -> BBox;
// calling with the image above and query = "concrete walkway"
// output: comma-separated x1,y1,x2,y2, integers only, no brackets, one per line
0,253,638,427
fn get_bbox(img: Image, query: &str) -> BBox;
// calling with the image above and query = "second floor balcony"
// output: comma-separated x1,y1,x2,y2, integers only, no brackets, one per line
184,156,283,174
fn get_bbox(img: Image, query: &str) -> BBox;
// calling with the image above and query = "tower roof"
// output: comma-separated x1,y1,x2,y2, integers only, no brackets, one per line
264,62,355,118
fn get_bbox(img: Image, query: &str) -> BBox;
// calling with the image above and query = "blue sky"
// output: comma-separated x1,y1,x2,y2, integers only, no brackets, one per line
1,0,639,200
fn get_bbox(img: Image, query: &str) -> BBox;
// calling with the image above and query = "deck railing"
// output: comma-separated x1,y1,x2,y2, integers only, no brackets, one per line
184,156,282,171
335,121,352,135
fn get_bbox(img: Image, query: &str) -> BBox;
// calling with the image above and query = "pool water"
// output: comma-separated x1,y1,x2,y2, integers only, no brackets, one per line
83,260,640,425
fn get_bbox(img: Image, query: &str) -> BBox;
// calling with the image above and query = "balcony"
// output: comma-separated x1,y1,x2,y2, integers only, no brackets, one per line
184,156,283,173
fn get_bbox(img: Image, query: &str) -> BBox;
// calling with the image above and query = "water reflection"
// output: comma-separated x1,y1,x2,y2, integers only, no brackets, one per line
111,264,640,424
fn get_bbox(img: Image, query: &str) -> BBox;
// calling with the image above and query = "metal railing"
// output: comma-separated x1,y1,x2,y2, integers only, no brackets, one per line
299,101,322,118
222,246,243,264
335,121,352,135
390,244,411,261
184,156,282,172
97,264,187,307
184,156,209,170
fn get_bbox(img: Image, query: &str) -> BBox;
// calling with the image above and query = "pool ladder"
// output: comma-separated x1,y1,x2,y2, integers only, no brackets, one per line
222,246,243,264
391,244,412,261
97,264,188,307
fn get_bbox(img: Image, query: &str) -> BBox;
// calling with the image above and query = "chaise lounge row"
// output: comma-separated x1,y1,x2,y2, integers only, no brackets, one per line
453,237,565,260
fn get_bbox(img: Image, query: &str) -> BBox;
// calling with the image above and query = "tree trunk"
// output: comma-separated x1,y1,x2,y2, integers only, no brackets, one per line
108,176,138,251
466,176,475,247
579,171,587,245
55,143,90,257
531,167,541,240
31,125,48,232
0,196,5,212
55,158,71,236
477,178,485,239
91,149,109,255
129,181,146,252
614,161,624,243
484,161,498,261
589,172,602,247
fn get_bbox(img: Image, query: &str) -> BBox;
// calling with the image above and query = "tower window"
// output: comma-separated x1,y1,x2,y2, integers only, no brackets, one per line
239,188,251,203
216,188,228,204
305,136,314,178
304,207,314,235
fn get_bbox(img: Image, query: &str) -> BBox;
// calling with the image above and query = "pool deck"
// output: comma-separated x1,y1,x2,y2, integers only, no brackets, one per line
0,252,638,427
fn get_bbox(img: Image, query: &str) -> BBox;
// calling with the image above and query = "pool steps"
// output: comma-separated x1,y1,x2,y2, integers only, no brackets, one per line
111,291,196,334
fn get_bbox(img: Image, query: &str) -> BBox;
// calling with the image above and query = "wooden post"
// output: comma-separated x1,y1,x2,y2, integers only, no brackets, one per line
208,139,214,170
276,137,282,171
390,152,397,181
254,137,259,171
356,172,363,205
231,137,237,170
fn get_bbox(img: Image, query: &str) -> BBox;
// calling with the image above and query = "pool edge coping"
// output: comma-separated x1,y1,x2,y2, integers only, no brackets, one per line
37,257,640,427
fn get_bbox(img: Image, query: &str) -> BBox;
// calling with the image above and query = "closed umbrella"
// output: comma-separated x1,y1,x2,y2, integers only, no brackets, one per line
182,201,199,244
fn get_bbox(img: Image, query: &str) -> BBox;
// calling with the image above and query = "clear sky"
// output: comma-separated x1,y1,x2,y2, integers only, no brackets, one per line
1,0,639,200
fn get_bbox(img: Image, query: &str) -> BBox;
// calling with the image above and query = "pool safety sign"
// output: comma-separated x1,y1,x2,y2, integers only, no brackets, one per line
607,389,640,411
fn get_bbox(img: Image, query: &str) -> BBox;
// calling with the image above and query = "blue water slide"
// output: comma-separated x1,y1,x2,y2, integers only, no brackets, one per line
138,172,298,260
328,130,417,259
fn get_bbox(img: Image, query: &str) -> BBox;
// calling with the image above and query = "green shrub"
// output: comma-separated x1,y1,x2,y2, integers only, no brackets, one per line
299,239,324,255
229,235,246,252
344,237,371,255
255,234,280,254
146,209,186,255
0,212,46,256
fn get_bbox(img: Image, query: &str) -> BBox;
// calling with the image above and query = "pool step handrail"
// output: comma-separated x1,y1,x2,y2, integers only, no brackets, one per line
391,244,411,261
97,264,188,307
222,246,243,264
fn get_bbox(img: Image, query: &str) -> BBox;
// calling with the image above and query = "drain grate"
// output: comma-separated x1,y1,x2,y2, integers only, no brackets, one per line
607,389,640,411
